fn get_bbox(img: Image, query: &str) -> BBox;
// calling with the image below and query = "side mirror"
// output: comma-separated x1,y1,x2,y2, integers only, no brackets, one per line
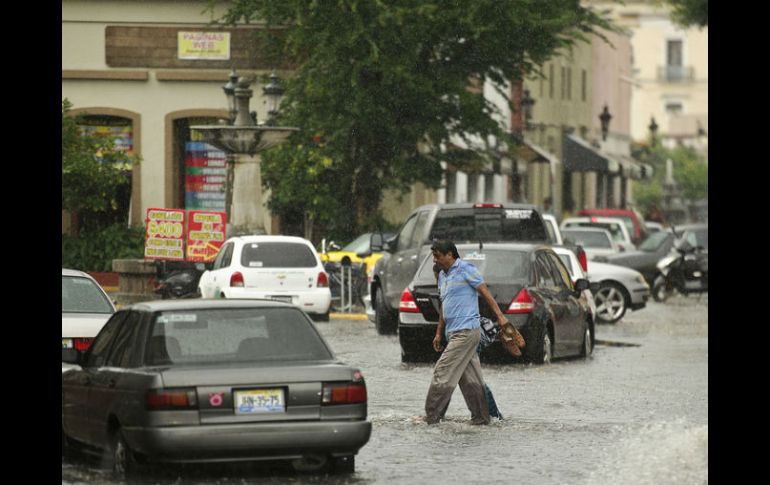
62,348,81,365
370,233,384,252
574,278,590,293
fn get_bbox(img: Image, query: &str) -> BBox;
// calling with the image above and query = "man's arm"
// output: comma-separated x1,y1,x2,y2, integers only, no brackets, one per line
433,305,445,352
476,282,509,328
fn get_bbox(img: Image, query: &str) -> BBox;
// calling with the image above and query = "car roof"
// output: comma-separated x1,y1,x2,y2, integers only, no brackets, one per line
454,242,549,252
228,235,315,245
62,268,92,278
126,299,299,312
563,216,626,224
412,202,539,211
562,227,612,234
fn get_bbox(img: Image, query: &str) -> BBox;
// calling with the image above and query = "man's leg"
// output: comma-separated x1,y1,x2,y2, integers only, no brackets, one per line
457,352,490,425
424,329,481,424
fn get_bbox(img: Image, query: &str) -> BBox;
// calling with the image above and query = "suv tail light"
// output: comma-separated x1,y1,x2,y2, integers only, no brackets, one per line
506,288,534,314
230,272,244,287
576,246,588,273
317,272,329,288
399,288,420,313
73,338,94,352
322,371,367,405
146,388,198,410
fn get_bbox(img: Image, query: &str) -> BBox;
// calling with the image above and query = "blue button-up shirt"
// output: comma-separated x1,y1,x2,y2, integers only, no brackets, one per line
438,258,484,333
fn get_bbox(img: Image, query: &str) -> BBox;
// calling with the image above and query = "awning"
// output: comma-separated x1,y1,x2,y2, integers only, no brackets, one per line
515,139,559,165
563,134,618,174
615,155,642,179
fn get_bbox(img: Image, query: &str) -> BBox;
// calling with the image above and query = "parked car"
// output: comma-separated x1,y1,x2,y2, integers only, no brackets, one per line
319,232,394,276
644,221,665,233
397,243,594,364
62,268,116,354
61,300,371,478
577,208,647,246
561,227,619,260
542,214,563,245
369,203,550,335
198,235,332,321
552,247,650,324
561,216,634,252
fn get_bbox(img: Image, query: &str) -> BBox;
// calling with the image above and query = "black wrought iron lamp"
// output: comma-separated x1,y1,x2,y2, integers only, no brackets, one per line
521,89,535,130
262,70,285,126
649,117,659,146
599,105,612,141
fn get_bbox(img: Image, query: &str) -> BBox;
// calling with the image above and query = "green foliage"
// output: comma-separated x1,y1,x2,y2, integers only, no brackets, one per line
663,0,708,28
210,0,614,240
62,99,136,218
62,223,146,272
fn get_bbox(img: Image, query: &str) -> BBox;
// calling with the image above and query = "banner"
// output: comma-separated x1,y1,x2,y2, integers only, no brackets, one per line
177,32,231,60
186,211,227,262
144,208,186,261
185,141,227,211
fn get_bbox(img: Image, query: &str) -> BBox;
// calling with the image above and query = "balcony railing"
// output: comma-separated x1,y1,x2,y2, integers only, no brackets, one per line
658,65,695,82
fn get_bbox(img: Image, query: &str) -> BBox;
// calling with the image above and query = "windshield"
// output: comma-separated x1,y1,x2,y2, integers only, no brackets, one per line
147,308,333,365
415,248,530,284
639,231,670,252
341,233,371,253
562,230,612,249
62,276,114,314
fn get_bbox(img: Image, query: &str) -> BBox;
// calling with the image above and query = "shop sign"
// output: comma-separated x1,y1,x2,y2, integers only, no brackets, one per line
145,208,186,261
178,31,230,60
186,211,227,263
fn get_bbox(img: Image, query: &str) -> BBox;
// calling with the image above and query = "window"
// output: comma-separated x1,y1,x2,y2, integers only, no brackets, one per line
665,102,683,115
106,312,143,367
213,242,234,269
62,276,114,314
561,66,566,100
546,252,574,290
549,64,555,99
535,253,557,288
409,211,431,248
581,70,587,102
567,68,572,100
85,312,129,368
397,214,419,252
240,242,317,268
667,40,683,67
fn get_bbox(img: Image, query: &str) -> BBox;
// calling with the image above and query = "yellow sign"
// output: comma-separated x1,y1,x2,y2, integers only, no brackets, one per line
178,32,230,60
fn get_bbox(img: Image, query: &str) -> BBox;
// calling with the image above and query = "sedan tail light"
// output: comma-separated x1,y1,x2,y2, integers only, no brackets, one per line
146,388,198,410
576,246,588,273
322,371,367,405
506,288,534,314
73,338,93,351
317,272,329,288
230,272,244,287
399,288,420,313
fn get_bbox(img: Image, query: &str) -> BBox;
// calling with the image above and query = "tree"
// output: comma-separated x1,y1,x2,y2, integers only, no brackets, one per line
211,1,614,241
663,0,708,28
62,99,135,235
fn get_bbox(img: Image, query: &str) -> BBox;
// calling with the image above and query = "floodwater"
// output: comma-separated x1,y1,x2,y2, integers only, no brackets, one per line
62,295,707,484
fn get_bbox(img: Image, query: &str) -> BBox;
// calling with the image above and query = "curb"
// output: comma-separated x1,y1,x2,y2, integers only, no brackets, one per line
329,313,369,321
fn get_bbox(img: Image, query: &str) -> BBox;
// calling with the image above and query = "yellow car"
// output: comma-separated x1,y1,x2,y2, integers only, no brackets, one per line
319,232,393,275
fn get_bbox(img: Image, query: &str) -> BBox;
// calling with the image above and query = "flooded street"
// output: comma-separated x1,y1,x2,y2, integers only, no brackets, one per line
63,296,707,484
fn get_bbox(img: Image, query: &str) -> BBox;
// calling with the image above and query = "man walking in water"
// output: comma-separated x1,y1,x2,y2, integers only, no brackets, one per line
424,240,510,425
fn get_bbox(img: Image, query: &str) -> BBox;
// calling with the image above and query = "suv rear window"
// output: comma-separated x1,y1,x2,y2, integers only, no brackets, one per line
240,242,317,268
415,248,530,284
429,208,547,242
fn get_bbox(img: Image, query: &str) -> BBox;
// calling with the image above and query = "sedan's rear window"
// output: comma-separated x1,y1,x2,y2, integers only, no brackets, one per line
62,276,114,314
240,242,317,268
415,248,530,284
562,230,612,249
146,308,333,365
429,208,547,242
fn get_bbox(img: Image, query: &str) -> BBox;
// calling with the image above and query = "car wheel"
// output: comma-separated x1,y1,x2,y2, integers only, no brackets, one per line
580,325,593,357
330,455,355,474
374,288,397,335
312,311,330,322
652,275,672,302
594,282,627,324
110,429,142,479
528,324,552,364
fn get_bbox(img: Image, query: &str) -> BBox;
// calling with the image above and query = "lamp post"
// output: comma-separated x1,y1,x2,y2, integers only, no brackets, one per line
191,71,299,227
521,89,535,131
599,105,612,141
649,117,659,146
262,70,285,125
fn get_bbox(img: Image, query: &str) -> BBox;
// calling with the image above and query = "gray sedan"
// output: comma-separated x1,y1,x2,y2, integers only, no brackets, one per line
62,300,371,478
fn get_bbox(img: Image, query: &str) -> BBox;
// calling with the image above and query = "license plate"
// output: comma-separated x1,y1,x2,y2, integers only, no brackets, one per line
62,339,73,349
270,296,292,304
234,388,285,414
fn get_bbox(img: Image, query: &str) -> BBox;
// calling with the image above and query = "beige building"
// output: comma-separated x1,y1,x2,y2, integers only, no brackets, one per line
62,0,279,235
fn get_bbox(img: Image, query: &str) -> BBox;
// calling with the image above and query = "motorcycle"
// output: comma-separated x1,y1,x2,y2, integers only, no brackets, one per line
154,262,206,299
651,237,708,302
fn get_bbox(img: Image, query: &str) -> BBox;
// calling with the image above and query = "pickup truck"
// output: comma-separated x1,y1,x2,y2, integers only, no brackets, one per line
367,203,550,334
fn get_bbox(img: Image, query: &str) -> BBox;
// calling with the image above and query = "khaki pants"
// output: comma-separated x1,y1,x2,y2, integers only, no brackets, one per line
425,328,490,425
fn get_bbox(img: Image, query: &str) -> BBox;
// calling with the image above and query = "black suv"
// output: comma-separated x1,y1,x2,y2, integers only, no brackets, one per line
368,203,549,334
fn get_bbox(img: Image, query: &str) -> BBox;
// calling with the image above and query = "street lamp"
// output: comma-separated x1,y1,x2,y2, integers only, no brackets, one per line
649,117,659,146
191,72,299,226
599,105,612,141
521,89,535,130
262,70,285,125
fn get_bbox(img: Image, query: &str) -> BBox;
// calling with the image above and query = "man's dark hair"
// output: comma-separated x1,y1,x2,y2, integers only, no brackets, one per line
431,239,459,259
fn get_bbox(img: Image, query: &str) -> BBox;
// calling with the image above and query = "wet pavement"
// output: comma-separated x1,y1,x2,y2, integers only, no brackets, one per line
62,295,707,484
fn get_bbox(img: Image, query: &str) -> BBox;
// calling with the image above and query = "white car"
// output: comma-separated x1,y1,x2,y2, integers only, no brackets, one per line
561,227,619,260
552,247,650,324
198,235,332,321
561,216,634,252
542,214,563,245
62,268,116,352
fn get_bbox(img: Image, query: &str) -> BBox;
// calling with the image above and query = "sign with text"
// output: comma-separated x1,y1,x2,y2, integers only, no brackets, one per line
177,32,230,60
145,208,186,261
186,210,227,262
